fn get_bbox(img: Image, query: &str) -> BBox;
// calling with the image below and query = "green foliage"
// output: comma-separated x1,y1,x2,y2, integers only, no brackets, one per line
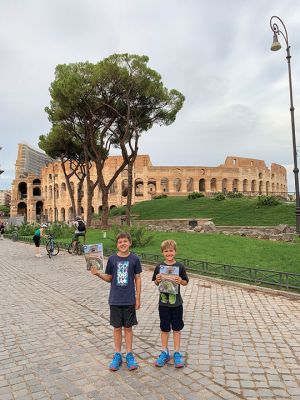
213,193,226,201
0,205,10,216
187,192,205,200
109,224,154,248
226,191,244,199
18,223,36,236
109,206,126,216
256,195,280,207
153,194,168,200
46,222,74,238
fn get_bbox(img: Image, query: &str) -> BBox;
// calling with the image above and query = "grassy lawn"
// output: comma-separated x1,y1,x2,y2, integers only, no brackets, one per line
84,228,300,274
127,196,295,226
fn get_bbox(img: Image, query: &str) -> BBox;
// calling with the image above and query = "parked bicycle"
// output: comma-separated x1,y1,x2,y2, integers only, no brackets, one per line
68,235,84,255
46,234,59,258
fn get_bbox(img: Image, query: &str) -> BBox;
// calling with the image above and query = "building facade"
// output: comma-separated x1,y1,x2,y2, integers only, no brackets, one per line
10,144,287,223
0,190,11,206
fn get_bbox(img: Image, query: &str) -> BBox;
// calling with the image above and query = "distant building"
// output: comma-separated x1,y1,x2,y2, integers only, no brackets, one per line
0,190,11,206
10,143,288,223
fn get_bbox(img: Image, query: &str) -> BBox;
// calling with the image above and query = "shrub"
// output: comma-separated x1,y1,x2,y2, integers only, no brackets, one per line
46,222,73,238
188,192,204,200
109,224,154,248
213,193,226,201
18,222,36,236
226,191,244,198
153,194,168,199
256,195,280,207
109,206,126,216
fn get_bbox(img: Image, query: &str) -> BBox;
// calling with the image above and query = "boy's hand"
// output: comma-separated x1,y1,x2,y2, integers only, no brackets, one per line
90,266,99,275
174,276,182,284
135,299,140,310
156,274,162,283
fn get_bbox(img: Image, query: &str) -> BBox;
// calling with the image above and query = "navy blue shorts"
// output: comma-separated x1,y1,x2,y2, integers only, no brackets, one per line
159,305,184,332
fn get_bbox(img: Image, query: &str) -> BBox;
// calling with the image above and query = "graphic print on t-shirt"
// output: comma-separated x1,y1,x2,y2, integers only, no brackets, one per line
117,261,129,286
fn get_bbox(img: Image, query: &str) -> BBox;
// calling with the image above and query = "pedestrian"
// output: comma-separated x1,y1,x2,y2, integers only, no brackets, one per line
0,221,5,240
152,239,189,368
90,231,142,371
32,224,47,257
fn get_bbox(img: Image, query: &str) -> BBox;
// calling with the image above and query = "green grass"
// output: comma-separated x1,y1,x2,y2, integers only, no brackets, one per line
84,228,300,274
127,196,295,226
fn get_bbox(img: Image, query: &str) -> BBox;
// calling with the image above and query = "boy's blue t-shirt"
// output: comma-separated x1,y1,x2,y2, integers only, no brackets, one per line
105,253,142,306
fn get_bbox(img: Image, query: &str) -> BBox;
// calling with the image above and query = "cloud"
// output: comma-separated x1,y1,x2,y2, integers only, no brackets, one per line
1,0,300,192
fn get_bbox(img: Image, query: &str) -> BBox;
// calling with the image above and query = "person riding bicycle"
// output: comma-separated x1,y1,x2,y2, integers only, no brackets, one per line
72,216,86,248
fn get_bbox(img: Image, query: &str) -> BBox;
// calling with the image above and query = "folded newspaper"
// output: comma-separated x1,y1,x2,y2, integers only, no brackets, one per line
84,243,104,271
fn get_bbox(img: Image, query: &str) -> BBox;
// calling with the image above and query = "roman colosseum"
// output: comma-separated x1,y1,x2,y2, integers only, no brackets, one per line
10,143,287,223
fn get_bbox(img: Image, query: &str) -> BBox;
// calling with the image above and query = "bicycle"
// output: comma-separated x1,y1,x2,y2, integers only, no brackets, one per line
46,234,59,258
67,235,85,255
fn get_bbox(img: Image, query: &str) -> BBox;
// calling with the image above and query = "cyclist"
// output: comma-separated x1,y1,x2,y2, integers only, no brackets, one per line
33,224,47,257
72,216,86,250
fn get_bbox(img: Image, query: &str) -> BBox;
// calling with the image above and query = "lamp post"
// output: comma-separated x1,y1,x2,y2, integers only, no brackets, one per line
270,15,300,235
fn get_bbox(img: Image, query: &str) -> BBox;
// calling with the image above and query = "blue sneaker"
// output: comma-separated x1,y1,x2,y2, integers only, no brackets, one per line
126,352,138,370
109,352,122,371
154,351,170,367
173,352,184,368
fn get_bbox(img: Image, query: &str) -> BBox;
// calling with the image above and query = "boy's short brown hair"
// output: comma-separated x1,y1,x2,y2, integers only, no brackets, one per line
161,239,177,252
116,231,132,243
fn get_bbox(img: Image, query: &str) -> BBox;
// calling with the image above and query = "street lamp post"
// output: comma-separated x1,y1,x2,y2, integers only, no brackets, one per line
270,15,300,235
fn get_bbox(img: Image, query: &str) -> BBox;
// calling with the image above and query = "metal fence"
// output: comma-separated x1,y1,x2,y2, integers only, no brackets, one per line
5,234,300,292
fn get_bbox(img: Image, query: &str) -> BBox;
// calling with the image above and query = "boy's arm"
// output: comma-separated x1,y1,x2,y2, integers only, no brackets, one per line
90,266,112,282
135,273,141,310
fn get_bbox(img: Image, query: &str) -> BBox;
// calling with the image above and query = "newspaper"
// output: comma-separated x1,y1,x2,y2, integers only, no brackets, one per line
84,243,104,271
159,265,179,294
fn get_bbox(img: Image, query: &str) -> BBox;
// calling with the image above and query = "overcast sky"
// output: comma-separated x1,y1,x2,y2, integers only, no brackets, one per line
1,0,300,191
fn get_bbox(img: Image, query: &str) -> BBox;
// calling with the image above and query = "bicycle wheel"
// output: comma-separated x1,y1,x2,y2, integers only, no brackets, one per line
77,243,83,255
46,242,53,258
68,242,74,254
51,243,59,256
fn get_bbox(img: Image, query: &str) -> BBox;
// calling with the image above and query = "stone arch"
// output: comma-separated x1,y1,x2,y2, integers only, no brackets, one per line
266,181,270,195
17,202,27,218
210,178,217,192
276,183,279,192
36,201,43,219
161,177,169,193
135,179,144,196
18,182,27,200
222,178,227,193
49,185,53,199
259,172,263,179
174,178,181,192
259,181,263,194
49,208,53,221
98,206,102,213
232,179,239,192
122,180,128,197
272,182,275,192
60,208,65,222
251,180,256,192
33,178,41,185
199,178,205,192
60,182,66,196
148,178,156,194
110,205,116,209
44,186,47,197
187,178,194,192
243,179,248,192
54,183,59,199
33,187,41,196
109,181,117,194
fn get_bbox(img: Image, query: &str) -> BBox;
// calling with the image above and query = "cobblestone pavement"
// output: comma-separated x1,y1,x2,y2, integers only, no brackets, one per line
1,240,300,400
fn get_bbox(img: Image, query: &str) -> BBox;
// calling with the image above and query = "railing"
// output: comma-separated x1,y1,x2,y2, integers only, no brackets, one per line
5,234,300,292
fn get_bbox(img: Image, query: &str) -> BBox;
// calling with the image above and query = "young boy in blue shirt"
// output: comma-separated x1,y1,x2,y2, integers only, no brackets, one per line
152,239,189,368
90,232,142,371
